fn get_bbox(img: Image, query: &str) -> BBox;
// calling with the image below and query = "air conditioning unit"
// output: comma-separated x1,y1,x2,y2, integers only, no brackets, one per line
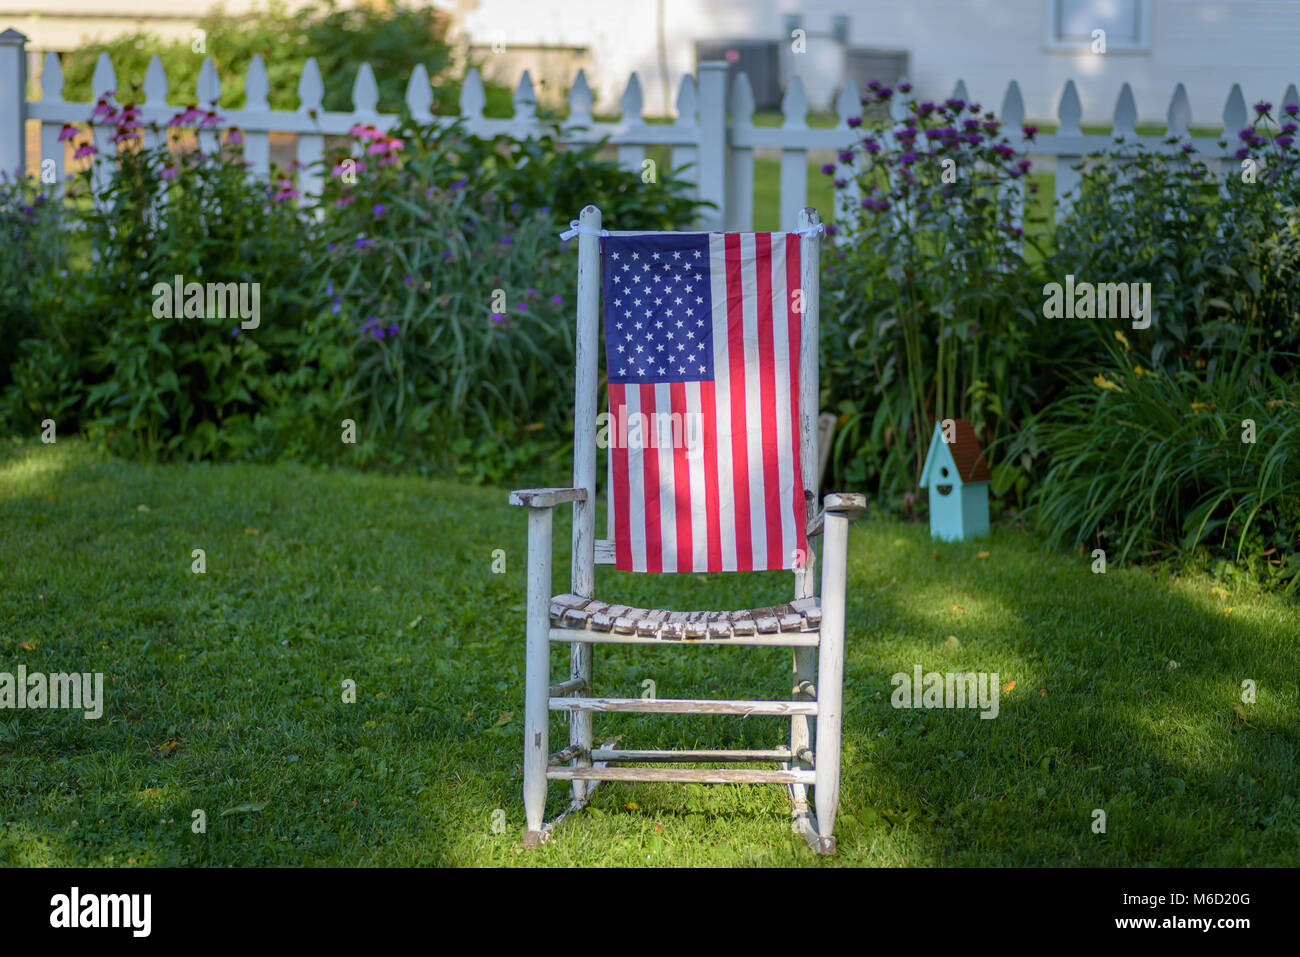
695,40,782,111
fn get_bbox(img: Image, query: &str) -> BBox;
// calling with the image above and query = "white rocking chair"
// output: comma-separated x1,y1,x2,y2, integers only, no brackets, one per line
508,205,865,855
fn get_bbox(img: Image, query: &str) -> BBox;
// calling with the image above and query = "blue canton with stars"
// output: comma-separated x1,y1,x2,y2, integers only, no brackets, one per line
602,232,715,384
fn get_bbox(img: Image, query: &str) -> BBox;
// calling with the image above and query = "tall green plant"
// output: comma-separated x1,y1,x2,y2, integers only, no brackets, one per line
821,84,1046,504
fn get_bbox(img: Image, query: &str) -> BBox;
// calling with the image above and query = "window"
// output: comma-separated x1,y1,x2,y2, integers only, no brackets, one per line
1046,0,1148,52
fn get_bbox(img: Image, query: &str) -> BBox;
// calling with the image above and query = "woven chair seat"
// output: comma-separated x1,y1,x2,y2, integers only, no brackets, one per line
548,594,821,640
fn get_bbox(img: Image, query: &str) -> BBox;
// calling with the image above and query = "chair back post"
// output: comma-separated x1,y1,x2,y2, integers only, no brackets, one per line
571,204,602,597
795,206,821,601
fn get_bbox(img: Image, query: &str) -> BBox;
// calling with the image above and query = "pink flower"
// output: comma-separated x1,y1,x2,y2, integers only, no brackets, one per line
160,163,178,181
199,110,223,128
224,127,244,146
169,106,204,127
57,124,77,142
73,144,97,160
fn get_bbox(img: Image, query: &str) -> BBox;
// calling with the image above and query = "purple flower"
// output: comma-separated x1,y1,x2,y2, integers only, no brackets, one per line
500,236,513,244
1239,128,1255,141
373,204,386,216
832,178,847,188
1277,135,1295,148
550,295,562,305
1233,146,1250,159
1016,158,1032,173
73,144,97,160
944,98,965,112
847,116,862,128
876,86,892,99
918,101,935,116
224,127,244,147
516,302,527,312
899,82,912,93
1287,104,1300,117
490,312,505,324
837,149,855,164
450,177,468,189
863,138,881,154
231,326,240,338
387,324,399,336
354,238,373,249
57,124,77,142
331,298,341,314
1021,124,1038,139
1255,101,1273,115
821,162,836,175
900,150,918,165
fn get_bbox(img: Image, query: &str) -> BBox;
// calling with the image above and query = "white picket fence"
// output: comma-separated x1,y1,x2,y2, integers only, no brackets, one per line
2,27,1295,231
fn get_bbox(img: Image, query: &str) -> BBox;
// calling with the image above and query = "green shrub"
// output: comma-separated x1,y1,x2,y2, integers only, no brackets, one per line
302,117,706,479
820,85,1046,506
2,95,706,477
0,175,66,395
3,98,318,459
1027,331,1300,589
1050,101,1300,373
57,0,498,114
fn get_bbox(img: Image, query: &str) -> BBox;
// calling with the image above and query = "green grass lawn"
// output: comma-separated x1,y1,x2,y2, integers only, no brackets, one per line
2,439,1297,866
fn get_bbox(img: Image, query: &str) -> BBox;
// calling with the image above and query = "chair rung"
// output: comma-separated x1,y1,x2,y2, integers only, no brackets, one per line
548,744,587,766
549,628,818,647
547,766,815,785
548,677,588,696
591,747,797,764
549,696,817,716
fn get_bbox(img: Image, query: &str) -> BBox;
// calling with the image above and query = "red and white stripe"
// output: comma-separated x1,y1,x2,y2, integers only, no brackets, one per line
608,233,808,573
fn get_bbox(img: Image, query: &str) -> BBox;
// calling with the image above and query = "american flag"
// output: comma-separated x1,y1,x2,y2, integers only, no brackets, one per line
603,231,808,574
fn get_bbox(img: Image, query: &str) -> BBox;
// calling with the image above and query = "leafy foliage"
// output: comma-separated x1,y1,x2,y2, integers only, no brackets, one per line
1026,334,1300,589
821,83,1046,506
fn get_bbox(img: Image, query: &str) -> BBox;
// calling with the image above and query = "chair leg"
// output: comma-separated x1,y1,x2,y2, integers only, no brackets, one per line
522,507,554,847
814,510,850,855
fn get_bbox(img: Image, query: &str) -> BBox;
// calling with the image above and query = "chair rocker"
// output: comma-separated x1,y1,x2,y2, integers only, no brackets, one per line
508,204,865,855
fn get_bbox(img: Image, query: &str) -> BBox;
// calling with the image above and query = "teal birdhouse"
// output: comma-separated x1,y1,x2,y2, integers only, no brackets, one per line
918,419,991,542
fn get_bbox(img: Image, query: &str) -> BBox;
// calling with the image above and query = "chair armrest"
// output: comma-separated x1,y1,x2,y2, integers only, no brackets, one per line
806,492,867,536
508,487,588,509
822,492,867,520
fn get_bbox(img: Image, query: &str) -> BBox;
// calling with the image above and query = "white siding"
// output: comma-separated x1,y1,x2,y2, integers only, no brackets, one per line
452,0,1300,124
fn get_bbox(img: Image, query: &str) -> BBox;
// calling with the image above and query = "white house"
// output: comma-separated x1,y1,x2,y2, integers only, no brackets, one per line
447,0,1300,124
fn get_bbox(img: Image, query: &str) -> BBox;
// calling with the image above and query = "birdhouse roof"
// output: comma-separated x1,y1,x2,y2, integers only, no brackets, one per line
919,419,991,487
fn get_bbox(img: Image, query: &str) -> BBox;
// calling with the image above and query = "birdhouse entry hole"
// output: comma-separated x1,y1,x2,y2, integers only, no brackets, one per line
937,466,952,495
